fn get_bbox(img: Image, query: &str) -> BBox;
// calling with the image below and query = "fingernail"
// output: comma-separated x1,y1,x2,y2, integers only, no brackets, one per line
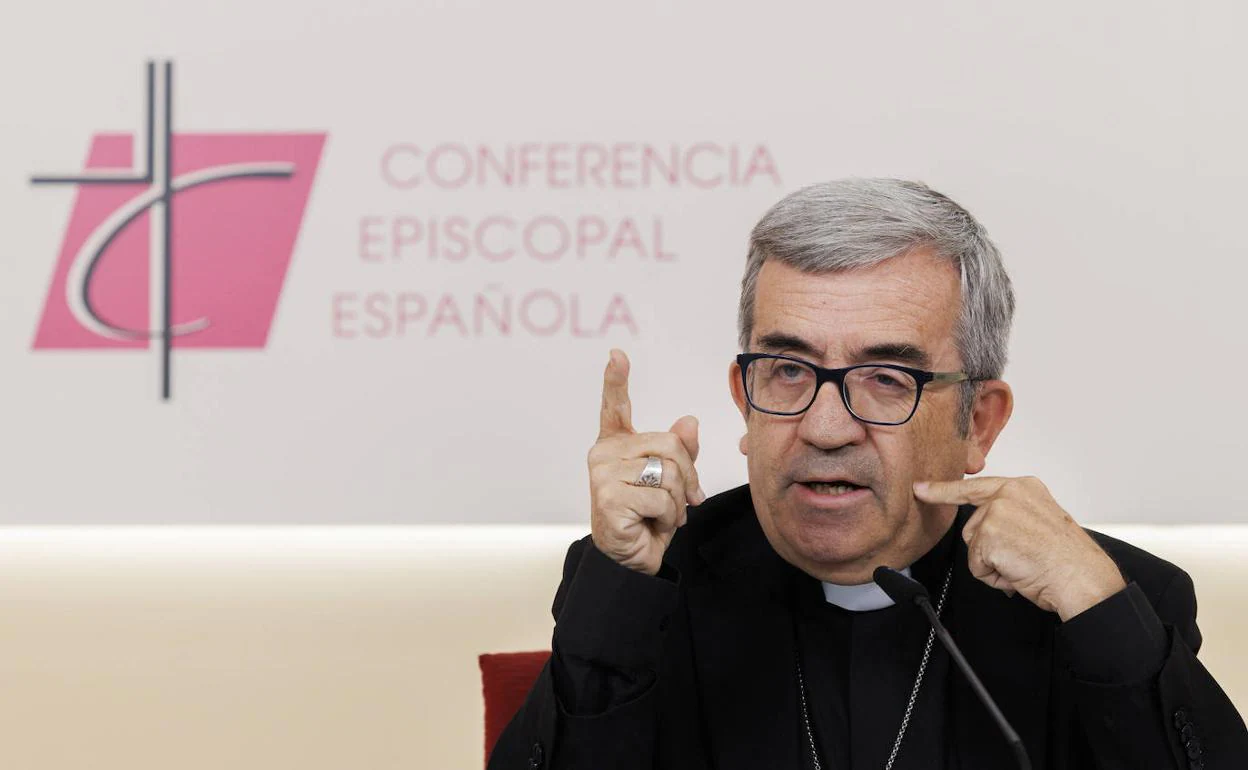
695,486,707,505
913,481,929,495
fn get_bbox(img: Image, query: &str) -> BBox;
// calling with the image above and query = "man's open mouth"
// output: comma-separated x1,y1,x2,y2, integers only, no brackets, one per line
800,481,867,496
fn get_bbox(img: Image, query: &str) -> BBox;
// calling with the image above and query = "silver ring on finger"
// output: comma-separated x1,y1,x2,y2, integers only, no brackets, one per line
634,456,664,488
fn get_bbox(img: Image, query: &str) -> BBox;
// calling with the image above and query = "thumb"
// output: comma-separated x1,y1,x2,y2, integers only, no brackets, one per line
669,415,706,504
669,415,700,462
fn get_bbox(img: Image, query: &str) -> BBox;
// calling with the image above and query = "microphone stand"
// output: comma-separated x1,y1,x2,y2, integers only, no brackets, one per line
913,594,1032,770
874,566,1031,770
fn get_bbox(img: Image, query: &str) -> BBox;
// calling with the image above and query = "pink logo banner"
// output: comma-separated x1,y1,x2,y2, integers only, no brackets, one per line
31,61,325,398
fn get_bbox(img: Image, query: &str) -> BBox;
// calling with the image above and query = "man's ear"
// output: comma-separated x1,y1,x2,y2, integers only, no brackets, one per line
729,361,750,455
729,360,748,419
964,380,1013,474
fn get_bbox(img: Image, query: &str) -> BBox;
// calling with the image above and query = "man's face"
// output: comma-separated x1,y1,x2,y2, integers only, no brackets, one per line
729,249,973,584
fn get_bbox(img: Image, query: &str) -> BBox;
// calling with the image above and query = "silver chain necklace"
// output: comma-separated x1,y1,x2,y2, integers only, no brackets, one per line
796,564,953,770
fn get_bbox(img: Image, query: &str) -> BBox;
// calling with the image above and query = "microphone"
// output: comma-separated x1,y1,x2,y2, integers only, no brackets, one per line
873,566,1032,770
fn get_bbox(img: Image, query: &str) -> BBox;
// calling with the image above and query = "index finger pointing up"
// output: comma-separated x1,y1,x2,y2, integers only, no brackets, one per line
599,348,635,438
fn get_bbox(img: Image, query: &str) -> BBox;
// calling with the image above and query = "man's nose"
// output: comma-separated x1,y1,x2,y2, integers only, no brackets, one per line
796,380,868,449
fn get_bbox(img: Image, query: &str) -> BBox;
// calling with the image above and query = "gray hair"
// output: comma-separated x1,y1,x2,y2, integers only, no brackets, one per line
737,178,1015,436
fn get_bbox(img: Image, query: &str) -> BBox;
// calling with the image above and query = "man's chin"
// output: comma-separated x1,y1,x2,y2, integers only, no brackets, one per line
795,538,881,576
776,512,891,581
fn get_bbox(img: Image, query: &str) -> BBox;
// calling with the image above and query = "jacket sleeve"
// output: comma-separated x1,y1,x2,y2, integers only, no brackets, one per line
486,535,681,770
1058,570,1248,769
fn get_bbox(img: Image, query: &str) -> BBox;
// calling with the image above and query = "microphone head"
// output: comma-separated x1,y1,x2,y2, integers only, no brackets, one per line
873,566,931,606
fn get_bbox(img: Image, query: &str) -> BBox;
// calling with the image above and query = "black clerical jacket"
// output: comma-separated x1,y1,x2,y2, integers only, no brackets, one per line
488,484,1248,769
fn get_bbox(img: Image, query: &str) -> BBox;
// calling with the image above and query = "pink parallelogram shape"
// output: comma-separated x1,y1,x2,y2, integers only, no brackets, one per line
33,132,326,350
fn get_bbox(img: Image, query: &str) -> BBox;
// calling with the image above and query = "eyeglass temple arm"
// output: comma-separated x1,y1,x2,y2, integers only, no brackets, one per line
930,372,972,384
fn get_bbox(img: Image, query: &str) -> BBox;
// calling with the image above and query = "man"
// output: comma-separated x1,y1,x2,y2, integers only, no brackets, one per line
488,179,1248,769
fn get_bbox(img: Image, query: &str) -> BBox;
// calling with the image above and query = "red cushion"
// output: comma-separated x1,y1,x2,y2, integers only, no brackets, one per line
479,650,551,765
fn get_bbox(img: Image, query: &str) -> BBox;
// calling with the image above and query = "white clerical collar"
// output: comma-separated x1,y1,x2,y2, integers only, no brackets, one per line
821,566,912,612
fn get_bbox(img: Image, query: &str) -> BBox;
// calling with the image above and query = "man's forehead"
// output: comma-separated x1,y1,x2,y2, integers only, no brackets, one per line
754,249,959,305
750,255,961,364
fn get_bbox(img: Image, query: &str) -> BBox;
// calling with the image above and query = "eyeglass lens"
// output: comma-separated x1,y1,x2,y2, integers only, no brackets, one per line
744,358,919,422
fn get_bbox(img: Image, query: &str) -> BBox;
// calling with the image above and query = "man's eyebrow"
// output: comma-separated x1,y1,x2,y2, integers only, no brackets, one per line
754,334,933,369
854,343,932,369
754,332,822,358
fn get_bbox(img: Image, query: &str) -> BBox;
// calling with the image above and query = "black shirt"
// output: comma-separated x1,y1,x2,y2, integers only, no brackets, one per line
792,519,958,770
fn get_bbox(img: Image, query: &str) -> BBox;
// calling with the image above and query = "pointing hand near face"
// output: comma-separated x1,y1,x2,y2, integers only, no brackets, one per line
914,476,1127,621
589,349,706,576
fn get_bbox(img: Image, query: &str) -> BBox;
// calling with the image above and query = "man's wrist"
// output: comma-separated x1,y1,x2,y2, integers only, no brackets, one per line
1055,574,1128,622
1054,555,1128,622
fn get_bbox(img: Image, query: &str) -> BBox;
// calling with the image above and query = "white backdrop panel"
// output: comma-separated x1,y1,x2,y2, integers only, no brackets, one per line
0,0,1244,523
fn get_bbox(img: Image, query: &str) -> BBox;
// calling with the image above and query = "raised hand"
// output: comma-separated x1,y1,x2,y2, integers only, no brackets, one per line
914,476,1126,621
588,349,706,576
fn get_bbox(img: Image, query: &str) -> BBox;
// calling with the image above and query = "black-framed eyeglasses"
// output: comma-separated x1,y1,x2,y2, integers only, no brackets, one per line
736,352,975,425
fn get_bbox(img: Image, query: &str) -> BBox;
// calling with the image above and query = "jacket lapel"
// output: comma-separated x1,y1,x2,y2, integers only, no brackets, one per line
947,516,1056,770
687,509,804,770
